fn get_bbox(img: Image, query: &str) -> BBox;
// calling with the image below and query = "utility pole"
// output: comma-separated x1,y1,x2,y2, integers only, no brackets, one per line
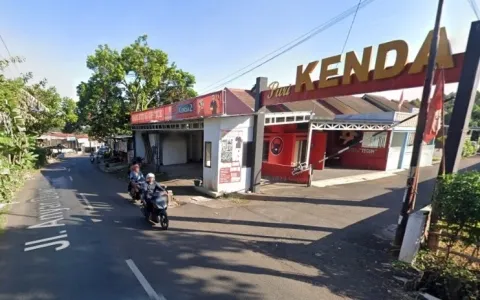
393,0,445,248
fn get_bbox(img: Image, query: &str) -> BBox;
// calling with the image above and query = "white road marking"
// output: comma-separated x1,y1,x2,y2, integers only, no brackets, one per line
25,234,68,246
125,259,166,300
79,193,94,210
69,176,73,182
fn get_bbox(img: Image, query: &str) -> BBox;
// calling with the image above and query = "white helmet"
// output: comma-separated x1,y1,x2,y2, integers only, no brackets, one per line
146,173,155,180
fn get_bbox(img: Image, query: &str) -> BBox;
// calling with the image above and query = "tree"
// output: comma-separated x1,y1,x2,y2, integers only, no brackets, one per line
24,81,77,135
1,57,47,203
77,35,197,139
444,91,480,127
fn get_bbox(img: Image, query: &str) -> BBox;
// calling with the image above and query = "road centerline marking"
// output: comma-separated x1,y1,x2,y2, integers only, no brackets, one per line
125,259,166,300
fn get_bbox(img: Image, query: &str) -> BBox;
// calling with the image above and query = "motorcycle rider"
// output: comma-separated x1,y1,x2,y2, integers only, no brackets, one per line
128,164,144,198
142,173,166,220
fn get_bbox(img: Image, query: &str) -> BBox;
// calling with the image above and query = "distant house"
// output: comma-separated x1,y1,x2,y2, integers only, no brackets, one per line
37,132,104,153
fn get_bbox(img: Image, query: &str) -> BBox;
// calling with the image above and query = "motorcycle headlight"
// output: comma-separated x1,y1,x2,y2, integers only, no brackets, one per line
156,196,168,208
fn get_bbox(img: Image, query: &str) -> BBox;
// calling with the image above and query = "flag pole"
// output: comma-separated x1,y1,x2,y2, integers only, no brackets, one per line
393,0,445,249
428,68,446,251
440,69,446,176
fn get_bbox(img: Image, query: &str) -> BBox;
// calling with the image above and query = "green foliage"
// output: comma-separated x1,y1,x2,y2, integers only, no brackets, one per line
414,250,479,300
462,139,478,157
0,58,48,205
24,81,78,135
444,91,480,127
413,172,480,299
33,147,48,169
434,171,480,258
76,35,197,139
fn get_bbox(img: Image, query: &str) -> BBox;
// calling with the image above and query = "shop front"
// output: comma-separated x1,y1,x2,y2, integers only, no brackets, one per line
131,88,256,190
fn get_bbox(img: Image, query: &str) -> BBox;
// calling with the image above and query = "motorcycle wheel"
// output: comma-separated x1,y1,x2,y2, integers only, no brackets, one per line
160,213,169,230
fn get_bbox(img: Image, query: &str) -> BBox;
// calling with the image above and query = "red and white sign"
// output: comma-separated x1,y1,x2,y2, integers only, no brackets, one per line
423,70,445,144
130,91,224,124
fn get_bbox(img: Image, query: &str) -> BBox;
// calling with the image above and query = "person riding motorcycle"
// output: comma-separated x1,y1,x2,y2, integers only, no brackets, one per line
128,164,144,198
142,173,166,219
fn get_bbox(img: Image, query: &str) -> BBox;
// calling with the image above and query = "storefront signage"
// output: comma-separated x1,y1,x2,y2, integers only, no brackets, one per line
131,91,224,124
219,129,243,184
263,27,464,106
177,103,194,114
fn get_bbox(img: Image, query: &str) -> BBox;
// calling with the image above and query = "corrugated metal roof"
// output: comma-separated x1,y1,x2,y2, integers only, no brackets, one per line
256,92,413,117
333,96,385,114
321,98,358,115
362,94,412,112
227,88,255,110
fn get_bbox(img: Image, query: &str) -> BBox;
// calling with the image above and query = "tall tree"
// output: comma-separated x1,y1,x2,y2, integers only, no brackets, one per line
25,81,78,135
77,35,197,139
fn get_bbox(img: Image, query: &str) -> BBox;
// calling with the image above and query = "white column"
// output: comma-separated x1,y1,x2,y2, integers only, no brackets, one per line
305,120,313,167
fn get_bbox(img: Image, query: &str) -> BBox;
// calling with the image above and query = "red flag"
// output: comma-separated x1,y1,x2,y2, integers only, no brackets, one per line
397,90,405,110
423,69,445,144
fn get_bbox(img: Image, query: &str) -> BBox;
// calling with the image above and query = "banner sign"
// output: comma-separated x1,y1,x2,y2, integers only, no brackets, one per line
131,91,223,124
261,27,463,106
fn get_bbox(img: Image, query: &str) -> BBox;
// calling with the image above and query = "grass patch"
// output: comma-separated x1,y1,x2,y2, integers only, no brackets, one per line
0,208,7,235
222,192,250,204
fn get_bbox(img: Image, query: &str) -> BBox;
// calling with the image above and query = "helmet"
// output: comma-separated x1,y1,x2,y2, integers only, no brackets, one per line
146,173,155,180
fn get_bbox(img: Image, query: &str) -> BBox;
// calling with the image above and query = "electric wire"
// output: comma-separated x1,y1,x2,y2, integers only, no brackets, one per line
199,0,378,94
467,0,480,19
0,33,21,74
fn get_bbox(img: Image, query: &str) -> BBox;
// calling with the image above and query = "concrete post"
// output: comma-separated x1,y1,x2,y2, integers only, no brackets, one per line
399,205,432,263
250,77,268,192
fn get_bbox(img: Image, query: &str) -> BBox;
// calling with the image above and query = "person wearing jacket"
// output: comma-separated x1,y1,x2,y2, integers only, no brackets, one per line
128,164,144,198
142,173,165,220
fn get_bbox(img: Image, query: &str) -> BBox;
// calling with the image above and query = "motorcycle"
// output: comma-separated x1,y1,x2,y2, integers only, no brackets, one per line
141,190,169,230
90,155,95,164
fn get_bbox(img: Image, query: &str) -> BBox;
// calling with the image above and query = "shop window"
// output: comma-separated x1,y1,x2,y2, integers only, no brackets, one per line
362,132,387,148
294,140,308,165
262,141,269,161
204,142,212,168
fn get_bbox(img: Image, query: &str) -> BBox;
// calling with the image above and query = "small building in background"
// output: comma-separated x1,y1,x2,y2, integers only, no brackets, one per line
37,132,103,153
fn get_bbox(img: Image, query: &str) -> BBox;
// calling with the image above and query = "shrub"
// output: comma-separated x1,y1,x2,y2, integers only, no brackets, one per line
462,139,477,157
415,171,480,299
435,171,480,259
33,147,48,169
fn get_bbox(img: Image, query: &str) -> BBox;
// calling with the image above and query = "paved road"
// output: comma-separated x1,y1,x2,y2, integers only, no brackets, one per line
1,156,479,300
0,157,336,300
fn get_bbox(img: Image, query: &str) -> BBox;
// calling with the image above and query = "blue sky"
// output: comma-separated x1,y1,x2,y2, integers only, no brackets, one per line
0,0,478,101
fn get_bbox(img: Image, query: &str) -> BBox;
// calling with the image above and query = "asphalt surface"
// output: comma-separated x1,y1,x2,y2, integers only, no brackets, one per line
1,156,479,300
0,157,334,300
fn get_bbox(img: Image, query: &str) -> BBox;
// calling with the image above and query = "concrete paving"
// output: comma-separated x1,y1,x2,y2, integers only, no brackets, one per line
2,155,478,299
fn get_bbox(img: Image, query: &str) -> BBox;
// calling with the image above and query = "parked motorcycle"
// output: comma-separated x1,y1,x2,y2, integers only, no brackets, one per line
141,190,169,230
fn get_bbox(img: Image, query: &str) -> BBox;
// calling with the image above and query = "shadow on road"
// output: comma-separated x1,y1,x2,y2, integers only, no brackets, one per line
0,156,479,299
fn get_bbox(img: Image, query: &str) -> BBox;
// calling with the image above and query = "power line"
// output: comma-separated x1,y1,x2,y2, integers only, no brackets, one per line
467,0,480,19
199,0,378,94
0,33,20,74
199,0,368,93
336,0,362,66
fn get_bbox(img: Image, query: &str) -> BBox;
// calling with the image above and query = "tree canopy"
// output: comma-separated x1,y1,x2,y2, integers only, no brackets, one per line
408,91,480,127
76,35,197,139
